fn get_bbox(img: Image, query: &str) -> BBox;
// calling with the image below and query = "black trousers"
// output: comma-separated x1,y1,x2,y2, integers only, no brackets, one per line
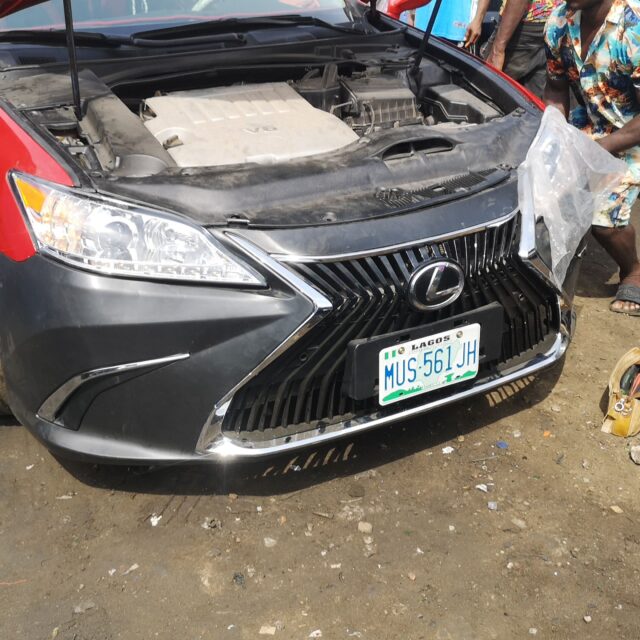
483,21,547,98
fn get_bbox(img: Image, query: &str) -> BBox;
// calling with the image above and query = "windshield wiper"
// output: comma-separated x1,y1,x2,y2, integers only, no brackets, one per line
0,28,246,49
133,14,369,40
0,29,125,47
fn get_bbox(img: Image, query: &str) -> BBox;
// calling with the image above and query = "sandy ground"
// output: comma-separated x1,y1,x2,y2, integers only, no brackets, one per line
1,211,639,640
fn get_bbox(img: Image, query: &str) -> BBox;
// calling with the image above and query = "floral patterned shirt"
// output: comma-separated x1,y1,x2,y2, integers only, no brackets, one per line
545,1,640,171
501,0,560,23
545,0,640,225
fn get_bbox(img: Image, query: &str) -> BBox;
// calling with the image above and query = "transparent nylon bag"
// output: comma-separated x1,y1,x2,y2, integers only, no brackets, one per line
518,107,628,288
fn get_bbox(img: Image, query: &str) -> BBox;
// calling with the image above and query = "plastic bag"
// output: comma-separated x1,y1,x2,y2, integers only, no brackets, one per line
517,107,628,288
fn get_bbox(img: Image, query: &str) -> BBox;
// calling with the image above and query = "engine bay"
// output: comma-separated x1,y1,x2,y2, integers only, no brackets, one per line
0,23,542,227
139,64,502,168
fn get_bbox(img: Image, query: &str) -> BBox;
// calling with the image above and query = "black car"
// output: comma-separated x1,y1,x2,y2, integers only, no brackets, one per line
0,0,577,463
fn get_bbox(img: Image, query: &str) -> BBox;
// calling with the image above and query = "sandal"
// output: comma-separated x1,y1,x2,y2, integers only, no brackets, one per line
610,283,640,316
602,347,640,437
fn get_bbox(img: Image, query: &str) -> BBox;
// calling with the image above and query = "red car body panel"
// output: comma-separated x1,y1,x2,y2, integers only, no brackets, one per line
0,0,47,19
0,109,72,261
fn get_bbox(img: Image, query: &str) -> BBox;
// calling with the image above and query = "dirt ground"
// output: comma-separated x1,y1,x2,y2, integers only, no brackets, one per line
1,212,640,640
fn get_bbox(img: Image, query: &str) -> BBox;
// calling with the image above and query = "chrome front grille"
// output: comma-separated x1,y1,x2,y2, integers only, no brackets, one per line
222,215,559,438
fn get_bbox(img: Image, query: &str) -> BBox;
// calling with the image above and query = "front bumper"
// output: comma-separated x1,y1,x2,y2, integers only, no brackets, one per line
204,329,571,458
0,209,577,464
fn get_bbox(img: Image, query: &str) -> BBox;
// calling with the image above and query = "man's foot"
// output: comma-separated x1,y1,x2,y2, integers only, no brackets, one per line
591,225,640,315
611,269,640,315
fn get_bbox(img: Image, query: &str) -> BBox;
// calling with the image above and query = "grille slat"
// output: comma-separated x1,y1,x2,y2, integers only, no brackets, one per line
223,216,559,437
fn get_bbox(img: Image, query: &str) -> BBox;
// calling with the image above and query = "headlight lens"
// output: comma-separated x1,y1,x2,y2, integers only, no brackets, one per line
11,173,263,285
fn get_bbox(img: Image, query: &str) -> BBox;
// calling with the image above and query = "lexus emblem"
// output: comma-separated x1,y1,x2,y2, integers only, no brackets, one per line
407,260,465,311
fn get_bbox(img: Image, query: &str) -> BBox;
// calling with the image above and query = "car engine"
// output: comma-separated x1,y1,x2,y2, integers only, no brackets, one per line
141,66,427,168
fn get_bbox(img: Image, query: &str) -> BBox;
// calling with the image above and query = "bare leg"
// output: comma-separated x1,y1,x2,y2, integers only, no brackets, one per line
591,224,640,313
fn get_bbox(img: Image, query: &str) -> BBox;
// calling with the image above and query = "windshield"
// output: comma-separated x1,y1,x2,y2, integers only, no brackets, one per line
0,0,366,32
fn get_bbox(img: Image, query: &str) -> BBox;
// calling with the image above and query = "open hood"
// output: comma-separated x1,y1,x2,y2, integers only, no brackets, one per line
1,0,84,119
0,0,47,19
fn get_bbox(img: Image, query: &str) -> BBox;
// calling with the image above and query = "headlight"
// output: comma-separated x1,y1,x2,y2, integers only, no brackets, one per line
11,173,264,286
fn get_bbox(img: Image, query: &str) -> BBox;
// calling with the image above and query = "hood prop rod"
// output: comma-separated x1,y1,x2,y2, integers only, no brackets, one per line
62,0,82,120
411,0,444,74
369,0,378,20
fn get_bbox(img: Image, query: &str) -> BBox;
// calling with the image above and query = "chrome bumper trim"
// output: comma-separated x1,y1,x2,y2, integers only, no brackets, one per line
195,233,333,453
37,353,190,423
202,328,569,459
273,209,518,263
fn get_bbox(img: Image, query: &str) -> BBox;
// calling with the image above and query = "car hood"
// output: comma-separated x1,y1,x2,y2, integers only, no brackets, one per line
0,0,46,19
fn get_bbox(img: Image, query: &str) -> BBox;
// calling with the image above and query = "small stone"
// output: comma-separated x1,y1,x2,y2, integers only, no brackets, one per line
487,501,498,511
475,483,489,493
630,446,640,465
123,563,139,575
278,515,287,525
583,615,592,623
358,521,373,534
149,514,162,527
513,430,522,438
610,505,624,514
507,562,514,569
363,536,373,545
108,569,116,577
232,573,245,587
263,537,278,548
275,621,285,631
448,525,456,532
511,517,527,530
457,435,465,442
442,446,455,455
73,600,95,615
25,464,34,470
259,625,277,635
551,404,562,413
529,628,538,636
228,493,238,501
582,459,591,470
51,628,59,639
202,517,222,530
416,547,424,555
309,630,322,638
407,572,416,581
348,483,366,498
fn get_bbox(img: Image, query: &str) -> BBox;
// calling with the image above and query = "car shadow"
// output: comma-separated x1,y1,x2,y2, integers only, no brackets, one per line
58,360,565,497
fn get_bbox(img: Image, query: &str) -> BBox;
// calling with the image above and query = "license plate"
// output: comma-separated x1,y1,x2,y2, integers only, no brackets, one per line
378,323,481,406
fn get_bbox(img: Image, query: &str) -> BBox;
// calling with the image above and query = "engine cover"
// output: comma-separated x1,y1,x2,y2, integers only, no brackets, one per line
142,82,359,168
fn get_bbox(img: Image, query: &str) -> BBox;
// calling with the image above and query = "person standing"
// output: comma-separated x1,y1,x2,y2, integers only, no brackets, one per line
467,0,561,96
545,0,640,314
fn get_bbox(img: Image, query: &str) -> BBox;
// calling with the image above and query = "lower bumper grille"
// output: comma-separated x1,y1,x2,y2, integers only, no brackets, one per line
223,215,559,438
